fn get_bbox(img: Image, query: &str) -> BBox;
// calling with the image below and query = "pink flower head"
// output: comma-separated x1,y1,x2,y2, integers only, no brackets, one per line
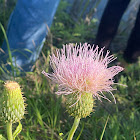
42,43,123,103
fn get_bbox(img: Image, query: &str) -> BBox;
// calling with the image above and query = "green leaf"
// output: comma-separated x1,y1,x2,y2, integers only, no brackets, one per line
0,134,7,140
24,49,33,54
13,121,22,140
0,79,4,83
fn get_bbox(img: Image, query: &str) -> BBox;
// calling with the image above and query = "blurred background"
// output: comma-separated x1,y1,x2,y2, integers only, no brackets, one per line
0,0,140,139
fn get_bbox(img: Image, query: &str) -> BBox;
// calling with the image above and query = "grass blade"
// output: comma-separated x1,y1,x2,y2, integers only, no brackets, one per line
100,115,109,140
0,23,14,76
76,122,84,140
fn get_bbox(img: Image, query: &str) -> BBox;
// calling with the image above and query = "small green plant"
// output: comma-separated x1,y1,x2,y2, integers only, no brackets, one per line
0,81,26,140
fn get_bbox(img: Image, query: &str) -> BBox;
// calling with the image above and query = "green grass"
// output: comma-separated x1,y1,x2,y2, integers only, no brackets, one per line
0,0,140,140
0,51,140,140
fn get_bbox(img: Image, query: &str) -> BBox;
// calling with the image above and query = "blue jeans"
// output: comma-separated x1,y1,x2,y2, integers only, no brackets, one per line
1,0,60,72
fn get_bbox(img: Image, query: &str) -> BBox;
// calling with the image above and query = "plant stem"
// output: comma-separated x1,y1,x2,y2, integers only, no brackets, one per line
67,117,80,140
7,122,13,140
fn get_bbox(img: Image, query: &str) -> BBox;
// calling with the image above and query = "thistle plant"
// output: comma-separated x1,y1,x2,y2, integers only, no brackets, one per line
0,81,26,140
42,43,123,140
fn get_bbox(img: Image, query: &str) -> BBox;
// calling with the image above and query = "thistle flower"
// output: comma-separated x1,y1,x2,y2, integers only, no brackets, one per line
42,43,123,118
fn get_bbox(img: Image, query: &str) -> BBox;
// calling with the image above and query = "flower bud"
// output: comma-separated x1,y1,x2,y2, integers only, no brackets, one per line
0,81,25,123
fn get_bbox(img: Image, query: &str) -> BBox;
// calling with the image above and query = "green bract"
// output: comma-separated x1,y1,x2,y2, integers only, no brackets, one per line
65,92,95,118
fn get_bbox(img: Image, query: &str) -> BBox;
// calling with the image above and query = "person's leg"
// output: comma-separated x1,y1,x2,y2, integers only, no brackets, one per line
95,0,130,50
1,0,60,72
123,6,140,62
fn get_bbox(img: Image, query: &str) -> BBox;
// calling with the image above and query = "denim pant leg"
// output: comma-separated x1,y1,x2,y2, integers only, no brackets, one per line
1,0,60,72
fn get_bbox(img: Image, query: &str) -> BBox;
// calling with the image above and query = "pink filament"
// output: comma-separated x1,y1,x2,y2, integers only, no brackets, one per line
42,43,123,103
